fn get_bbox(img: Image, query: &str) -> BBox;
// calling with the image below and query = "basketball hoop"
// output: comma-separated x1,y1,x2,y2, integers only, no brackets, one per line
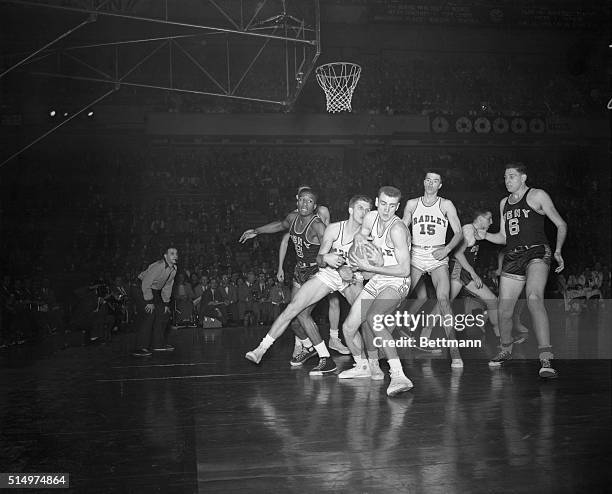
316,62,361,113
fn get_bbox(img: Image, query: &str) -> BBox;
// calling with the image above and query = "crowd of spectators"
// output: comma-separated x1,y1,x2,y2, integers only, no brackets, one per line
1,142,609,349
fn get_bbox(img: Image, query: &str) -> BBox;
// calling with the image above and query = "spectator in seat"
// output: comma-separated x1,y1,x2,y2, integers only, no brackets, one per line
219,274,238,325
199,278,226,326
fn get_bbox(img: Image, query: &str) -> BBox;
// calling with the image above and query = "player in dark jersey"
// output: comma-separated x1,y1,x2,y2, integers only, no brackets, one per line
277,187,349,357
485,163,567,378
239,188,331,365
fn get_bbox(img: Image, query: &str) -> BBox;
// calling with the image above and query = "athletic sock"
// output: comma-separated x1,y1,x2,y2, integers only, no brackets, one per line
260,334,276,351
300,337,313,348
538,346,554,360
314,342,330,358
329,329,339,339
388,358,403,374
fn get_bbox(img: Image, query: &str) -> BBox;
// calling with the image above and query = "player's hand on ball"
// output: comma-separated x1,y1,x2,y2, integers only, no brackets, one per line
324,253,344,268
239,229,257,243
338,265,354,282
554,251,564,273
432,247,449,261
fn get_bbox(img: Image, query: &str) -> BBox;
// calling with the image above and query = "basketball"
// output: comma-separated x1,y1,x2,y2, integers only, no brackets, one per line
348,241,384,268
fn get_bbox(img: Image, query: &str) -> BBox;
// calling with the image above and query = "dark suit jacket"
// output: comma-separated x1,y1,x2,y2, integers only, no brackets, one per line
219,284,238,304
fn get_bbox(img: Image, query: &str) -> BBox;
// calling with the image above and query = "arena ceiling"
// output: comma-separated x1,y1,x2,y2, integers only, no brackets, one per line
0,0,321,106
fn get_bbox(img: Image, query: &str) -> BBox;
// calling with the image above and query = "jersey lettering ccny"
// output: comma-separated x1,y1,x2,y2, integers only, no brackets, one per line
503,188,548,251
411,197,448,246
289,215,320,264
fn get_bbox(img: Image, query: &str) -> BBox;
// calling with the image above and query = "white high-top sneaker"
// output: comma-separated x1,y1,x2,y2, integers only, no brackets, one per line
338,359,371,379
245,346,265,364
387,370,413,396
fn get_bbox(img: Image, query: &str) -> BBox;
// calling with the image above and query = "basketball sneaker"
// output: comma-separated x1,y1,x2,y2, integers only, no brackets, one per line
290,346,317,366
387,370,413,397
488,349,512,367
539,358,558,379
245,346,265,364
369,359,385,380
338,360,371,379
328,336,350,355
309,357,337,376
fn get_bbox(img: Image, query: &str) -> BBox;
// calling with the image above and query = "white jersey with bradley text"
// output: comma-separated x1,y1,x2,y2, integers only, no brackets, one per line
411,197,448,247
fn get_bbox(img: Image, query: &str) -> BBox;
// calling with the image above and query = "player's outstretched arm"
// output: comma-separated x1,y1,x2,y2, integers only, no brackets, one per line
316,222,343,268
239,212,295,243
536,189,567,273
485,198,508,245
277,232,290,282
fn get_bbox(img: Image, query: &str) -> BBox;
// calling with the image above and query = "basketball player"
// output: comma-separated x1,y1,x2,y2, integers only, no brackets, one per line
402,170,464,368
240,188,329,366
277,186,349,356
245,195,378,375
484,163,567,378
340,186,414,397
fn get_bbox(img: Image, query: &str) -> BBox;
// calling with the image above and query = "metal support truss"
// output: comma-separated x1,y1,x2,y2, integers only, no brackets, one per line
1,0,320,107
0,0,320,164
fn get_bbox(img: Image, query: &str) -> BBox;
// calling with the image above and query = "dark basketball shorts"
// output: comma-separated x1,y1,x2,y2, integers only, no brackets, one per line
449,259,474,286
502,244,551,281
293,263,319,287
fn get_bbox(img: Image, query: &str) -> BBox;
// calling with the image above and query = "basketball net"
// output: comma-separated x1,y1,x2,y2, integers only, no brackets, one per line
316,62,361,113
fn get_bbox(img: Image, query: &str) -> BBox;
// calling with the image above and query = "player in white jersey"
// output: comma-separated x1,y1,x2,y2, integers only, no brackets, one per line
402,170,464,368
277,187,349,357
246,195,376,376
340,186,414,397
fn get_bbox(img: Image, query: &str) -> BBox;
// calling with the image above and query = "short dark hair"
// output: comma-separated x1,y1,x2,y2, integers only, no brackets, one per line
349,194,373,208
424,169,443,181
378,186,402,201
472,209,492,221
298,188,318,203
505,162,527,175
163,245,178,255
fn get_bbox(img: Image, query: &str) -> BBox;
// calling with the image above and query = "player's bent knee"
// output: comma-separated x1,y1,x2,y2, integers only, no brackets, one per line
526,292,544,306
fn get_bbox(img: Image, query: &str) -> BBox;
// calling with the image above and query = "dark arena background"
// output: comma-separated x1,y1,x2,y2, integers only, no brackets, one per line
1,1,611,492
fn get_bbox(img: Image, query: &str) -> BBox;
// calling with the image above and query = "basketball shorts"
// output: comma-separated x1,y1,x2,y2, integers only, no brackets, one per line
502,244,551,281
411,245,449,273
293,263,319,287
315,267,363,293
449,259,473,286
363,274,410,299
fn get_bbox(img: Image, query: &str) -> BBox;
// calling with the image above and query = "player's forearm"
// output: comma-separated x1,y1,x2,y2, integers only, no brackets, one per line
485,231,506,245
365,262,411,278
555,222,567,253
255,221,286,235
445,231,464,254
454,252,477,276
